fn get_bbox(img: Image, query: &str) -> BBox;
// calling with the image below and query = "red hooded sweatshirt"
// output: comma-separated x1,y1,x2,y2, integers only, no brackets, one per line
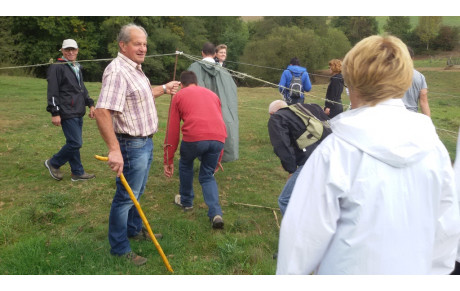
164,85,227,165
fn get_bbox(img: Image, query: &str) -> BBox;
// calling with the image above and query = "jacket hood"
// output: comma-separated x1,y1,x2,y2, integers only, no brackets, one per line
287,65,306,76
331,99,438,168
197,59,219,77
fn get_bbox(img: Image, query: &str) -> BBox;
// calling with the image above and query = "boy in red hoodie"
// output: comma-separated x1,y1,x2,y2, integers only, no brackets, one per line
164,71,227,229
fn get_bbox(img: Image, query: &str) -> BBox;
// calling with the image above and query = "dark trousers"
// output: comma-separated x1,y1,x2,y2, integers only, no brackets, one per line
179,140,224,219
50,117,84,175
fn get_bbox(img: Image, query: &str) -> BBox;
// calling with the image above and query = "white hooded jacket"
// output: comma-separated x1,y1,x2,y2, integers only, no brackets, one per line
455,129,460,263
276,98,460,275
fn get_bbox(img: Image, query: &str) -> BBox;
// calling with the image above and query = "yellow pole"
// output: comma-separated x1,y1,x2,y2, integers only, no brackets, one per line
95,155,174,273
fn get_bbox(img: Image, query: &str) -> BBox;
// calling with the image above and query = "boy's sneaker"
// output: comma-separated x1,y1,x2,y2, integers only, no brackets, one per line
71,172,95,181
44,159,63,181
212,215,224,229
129,227,163,241
123,251,147,266
174,194,193,211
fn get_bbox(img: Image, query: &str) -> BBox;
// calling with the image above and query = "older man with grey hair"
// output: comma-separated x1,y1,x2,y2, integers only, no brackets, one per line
95,23,180,266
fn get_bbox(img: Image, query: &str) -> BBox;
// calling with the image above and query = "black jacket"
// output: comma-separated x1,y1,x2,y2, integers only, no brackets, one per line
268,103,331,174
324,73,344,118
46,58,94,120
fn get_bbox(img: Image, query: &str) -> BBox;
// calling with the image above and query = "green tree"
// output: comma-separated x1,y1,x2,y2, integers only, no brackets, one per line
249,16,328,40
10,16,109,80
0,17,17,67
180,17,208,55
218,20,249,71
416,16,442,50
3,16,249,84
331,16,379,44
240,26,351,86
383,16,412,42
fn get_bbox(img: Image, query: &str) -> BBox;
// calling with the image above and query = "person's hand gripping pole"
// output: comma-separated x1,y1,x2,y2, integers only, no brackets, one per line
94,155,173,273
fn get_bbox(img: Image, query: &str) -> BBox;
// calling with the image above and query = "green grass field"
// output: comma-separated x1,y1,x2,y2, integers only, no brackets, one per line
0,69,459,275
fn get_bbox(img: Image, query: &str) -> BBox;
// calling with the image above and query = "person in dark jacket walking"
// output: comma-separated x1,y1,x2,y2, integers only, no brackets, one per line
45,39,95,182
324,59,344,118
268,100,331,215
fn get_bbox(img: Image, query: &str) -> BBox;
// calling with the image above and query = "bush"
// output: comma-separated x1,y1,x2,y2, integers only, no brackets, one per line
432,26,460,51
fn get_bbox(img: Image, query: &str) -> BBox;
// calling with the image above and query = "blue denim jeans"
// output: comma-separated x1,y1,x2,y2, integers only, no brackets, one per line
50,117,84,175
179,140,224,219
278,165,303,216
108,136,153,255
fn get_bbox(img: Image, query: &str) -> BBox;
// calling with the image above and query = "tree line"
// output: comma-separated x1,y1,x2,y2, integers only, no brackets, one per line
0,16,458,85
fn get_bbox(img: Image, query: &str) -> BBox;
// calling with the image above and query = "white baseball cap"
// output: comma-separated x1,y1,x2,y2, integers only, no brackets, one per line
60,39,78,51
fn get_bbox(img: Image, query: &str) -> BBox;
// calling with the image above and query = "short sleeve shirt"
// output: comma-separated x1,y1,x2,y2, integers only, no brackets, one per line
96,52,158,137
402,69,428,113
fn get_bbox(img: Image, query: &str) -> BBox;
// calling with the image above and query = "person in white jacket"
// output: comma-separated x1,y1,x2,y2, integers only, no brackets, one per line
452,128,460,275
276,35,460,275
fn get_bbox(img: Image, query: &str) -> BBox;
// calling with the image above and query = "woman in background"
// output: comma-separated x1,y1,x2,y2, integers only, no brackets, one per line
324,59,344,118
215,44,227,67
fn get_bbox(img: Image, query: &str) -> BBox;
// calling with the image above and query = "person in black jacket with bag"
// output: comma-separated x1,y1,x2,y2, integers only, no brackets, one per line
268,100,331,216
44,39,95,182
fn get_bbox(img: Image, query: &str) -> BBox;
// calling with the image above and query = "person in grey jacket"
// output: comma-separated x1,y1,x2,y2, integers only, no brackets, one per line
44,39,95,182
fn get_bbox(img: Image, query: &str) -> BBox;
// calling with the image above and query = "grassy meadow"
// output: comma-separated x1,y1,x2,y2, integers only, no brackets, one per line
0,65,459,275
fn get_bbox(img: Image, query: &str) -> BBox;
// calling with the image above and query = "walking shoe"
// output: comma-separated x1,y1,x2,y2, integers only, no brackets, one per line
129,227,163,241
212,215,224,229
174,194,193,211
71,172,95,181
44,159,63,181
123,251,147,266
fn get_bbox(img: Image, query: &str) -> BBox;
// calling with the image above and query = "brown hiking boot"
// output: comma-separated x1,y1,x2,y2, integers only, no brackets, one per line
44,159,63,181
129,227,163,241
71,172,95,181
123,251,147,266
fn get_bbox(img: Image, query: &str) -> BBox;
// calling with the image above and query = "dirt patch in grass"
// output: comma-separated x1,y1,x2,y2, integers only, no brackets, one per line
0,118,22,132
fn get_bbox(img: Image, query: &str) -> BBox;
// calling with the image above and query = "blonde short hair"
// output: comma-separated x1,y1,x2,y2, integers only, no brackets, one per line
269,100,288,114
342,35,413,106
216,44,227,53
328,59,342,74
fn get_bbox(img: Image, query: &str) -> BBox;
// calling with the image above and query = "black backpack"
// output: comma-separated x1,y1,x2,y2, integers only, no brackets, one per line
289,70,304,99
